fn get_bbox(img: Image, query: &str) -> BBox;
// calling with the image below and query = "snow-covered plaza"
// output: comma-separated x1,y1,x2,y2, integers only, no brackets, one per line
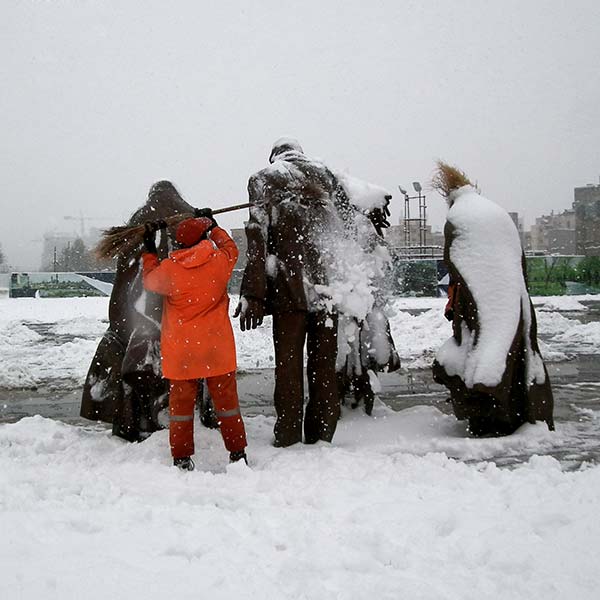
1,295,600,599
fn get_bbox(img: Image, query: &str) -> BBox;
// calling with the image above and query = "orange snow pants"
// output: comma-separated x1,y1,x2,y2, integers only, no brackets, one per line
169,372,247,459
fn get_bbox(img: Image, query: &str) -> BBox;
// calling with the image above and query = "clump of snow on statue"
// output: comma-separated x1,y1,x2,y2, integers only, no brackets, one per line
304,184,390,364
335,171,391,213
320,172,397,375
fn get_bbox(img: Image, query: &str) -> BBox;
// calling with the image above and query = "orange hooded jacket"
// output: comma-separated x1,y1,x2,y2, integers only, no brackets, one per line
142,227,239,380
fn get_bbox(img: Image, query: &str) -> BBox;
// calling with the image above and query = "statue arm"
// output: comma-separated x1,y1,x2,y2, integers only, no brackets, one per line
236,174,269,330
240,175,269,303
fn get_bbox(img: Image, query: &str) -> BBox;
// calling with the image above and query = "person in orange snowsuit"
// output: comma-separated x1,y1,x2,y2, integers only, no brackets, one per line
142,212,247,471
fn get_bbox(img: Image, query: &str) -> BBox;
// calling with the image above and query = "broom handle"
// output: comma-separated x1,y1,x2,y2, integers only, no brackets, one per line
158,202,252,229
212,202,251,215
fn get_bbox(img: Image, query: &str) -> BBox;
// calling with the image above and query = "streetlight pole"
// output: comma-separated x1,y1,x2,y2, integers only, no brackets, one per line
398,185,410,247
398,181,427,254
412,181,427,248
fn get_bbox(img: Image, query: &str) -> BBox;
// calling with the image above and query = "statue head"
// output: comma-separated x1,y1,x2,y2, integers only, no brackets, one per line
148,180,183,203
269,137,304,163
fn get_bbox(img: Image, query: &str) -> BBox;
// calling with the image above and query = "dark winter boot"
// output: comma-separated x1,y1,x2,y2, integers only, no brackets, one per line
173,456,195,471
229,450,248,465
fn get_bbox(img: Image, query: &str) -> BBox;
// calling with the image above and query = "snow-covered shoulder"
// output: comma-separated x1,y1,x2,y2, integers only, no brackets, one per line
336,172,391,211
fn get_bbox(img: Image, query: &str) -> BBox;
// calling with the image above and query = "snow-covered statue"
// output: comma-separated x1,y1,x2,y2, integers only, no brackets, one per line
333,173,400,414
80,181,195,441
236,138,399,445
431,162,554,436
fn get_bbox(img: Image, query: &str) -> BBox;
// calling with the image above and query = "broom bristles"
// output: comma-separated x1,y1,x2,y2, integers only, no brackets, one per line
95,212,194,260
431,161,473,198
94,201,252,260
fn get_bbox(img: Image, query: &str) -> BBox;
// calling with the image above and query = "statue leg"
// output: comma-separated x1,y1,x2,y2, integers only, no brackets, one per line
272,311,306,447
336,368,350,407
305,311,339,443
353,371,375,416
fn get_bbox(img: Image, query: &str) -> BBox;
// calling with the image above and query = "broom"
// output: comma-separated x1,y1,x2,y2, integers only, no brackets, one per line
95,202,251,260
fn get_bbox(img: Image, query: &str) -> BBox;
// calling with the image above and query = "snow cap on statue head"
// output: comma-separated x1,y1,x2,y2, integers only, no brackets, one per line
269,137,304,163
176,217,213,248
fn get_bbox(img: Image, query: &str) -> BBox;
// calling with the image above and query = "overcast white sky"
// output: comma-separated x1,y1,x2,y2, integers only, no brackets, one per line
2,1,599,269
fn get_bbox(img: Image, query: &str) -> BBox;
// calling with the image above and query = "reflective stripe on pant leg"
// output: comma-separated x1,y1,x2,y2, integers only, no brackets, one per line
206,372,247,453
169,379,197,459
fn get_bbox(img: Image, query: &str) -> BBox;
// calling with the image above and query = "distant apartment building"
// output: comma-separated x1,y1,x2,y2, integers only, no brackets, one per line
508,212,526,248
229,228,248,293
574,183,600,256
40,227,105,271
529,209,576,255
231,227,247,269
40,232,76,271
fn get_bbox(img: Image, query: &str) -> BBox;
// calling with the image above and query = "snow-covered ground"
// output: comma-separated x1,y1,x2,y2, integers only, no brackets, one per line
1,409,599,599
0,297,108,389
1,295,600,599
0,295,598,389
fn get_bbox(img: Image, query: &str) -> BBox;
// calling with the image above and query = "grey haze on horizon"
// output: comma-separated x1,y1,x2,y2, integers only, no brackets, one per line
2,0,599,269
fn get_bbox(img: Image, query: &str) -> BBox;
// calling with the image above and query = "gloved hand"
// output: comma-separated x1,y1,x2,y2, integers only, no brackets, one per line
233,297,265,331
143,222,158,254
194,207,218,230
368,195,392,237
145,219,168,234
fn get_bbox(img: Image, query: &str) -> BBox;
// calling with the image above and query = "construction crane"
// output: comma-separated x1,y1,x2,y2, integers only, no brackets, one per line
63,214,112,238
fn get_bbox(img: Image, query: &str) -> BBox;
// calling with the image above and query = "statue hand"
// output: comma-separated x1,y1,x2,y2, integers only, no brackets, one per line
234,297,265,331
